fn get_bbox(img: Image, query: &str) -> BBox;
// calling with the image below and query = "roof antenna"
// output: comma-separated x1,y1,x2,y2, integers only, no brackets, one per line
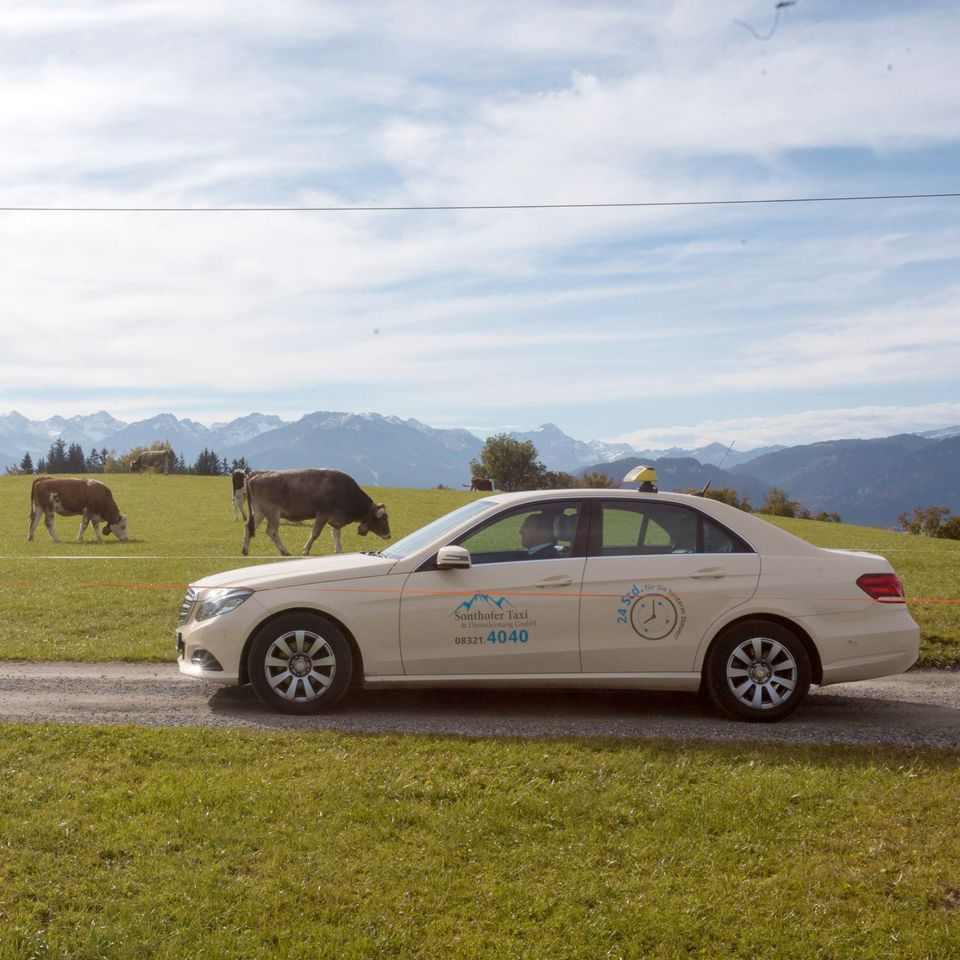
700,441,736,495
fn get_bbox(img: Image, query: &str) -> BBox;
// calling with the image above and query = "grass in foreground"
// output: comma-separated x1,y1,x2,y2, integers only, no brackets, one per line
0,475,957,665
0,725,958,960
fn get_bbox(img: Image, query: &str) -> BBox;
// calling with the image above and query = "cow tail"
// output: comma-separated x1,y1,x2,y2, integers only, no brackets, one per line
245,474,255,541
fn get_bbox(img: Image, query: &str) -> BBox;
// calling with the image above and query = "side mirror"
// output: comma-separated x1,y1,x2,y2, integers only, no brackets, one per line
436,545,471,570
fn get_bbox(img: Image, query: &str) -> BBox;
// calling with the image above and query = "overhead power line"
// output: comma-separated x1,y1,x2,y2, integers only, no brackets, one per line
0,192,958,213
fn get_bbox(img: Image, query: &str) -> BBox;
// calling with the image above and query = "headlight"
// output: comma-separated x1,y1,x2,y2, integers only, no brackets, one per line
195,588,254,622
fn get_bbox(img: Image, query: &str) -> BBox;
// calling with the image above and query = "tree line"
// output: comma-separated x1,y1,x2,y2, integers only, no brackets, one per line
7,439,247,477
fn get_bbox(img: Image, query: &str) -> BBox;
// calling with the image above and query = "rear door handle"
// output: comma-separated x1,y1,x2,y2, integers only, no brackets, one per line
691,568,726,579
536,576,573,588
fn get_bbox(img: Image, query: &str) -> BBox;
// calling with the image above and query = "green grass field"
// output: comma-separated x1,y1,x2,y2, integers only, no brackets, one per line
0,725,958,959
0,473,957,664
2,477,959,959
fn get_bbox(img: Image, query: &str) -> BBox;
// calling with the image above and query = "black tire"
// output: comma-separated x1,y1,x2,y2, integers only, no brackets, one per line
704,620,811,722
247,613,353,715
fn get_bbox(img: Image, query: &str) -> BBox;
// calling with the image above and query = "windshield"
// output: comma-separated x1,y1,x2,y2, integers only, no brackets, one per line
381,499,495,560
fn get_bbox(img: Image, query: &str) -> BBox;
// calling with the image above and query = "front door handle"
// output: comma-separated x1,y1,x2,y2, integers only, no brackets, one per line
691,567,726,579
536,576,573,588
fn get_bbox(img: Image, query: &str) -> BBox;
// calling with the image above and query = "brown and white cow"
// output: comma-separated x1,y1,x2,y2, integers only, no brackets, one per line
28,477,129,543
469,477,494,491
131,448,175,474
242,469,390,556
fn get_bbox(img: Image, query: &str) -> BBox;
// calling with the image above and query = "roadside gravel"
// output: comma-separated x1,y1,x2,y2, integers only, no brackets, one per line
1,661,958,748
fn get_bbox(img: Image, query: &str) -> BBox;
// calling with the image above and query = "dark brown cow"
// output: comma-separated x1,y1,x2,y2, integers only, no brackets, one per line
242,469,390,556
131,448,175,474
28,477,129,543
469,477,494,491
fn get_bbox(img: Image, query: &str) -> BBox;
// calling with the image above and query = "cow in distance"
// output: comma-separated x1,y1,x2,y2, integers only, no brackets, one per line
469,477,494,491
242,469,390,556
28,477,129,543
131,448,175,474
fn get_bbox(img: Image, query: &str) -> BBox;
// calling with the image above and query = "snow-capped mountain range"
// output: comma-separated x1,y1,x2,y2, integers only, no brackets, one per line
0,408,787,483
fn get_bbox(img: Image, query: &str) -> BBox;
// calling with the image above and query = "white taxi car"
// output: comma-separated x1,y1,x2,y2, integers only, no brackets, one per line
176,485,919,722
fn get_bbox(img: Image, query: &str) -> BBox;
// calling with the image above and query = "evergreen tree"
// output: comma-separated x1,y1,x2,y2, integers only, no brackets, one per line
66,443,86,473
193,448,225,476
45,438,68,473
19,452,34,474
85,448,104,472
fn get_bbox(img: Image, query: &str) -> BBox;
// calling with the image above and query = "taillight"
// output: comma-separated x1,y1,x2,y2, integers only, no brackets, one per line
856,573,905,602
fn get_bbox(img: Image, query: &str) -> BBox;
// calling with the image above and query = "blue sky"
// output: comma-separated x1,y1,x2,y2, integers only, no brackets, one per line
1,0,958,450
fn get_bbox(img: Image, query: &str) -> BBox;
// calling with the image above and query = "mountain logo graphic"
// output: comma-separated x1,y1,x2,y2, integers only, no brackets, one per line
452,594,516,614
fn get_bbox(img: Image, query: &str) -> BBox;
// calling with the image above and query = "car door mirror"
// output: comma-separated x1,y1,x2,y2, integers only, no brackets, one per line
436,545,471,569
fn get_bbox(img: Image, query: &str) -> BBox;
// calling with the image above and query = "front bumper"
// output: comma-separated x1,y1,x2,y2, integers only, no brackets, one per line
175,594,269,684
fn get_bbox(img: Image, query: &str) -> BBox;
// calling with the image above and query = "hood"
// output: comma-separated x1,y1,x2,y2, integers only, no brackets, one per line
194,552,397,591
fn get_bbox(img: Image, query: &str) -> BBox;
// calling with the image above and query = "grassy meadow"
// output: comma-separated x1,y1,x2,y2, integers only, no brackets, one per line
2,478,959,959
1,725,959,959
0,473,957,665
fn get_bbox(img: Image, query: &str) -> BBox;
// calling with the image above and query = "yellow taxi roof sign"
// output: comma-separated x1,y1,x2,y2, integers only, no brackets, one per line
622,465,658,485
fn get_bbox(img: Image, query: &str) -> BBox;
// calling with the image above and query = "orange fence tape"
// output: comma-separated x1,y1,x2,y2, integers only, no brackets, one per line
0,578,956,604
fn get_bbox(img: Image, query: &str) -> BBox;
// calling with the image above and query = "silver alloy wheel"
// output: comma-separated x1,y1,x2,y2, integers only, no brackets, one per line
263,628,336,703
725,635,798,711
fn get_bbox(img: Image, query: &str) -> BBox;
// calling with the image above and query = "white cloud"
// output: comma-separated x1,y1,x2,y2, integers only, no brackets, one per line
607,402,960,451
0,1,959,446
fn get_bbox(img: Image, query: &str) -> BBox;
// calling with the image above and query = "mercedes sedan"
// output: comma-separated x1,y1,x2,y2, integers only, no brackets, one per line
176,488,919,722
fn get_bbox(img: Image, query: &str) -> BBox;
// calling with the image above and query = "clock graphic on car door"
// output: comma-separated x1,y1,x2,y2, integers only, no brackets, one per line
629,593,679,640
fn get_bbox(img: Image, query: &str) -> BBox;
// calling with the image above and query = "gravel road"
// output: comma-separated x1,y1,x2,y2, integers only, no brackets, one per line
1,661,958,748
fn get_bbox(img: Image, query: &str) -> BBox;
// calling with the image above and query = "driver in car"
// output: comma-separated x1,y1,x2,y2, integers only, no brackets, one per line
519,512,561,559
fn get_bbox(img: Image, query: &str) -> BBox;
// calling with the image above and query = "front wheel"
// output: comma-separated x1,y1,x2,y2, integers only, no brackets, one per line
705,620,811,722
247,613,353,714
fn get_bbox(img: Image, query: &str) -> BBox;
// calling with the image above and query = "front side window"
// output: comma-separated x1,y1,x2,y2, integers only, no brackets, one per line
457,502,583,565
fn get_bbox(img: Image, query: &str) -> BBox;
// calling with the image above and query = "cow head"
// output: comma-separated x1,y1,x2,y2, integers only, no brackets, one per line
103,514,129,541
358,503,390,540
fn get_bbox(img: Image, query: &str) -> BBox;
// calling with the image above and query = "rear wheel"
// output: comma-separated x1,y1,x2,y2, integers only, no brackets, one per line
247,613,353,714
705,620,810,722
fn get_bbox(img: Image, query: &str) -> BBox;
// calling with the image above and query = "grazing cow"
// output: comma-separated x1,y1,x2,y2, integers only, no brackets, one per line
131,448,175,474
28,477,129,543
242,468,390,556
469,477,494,492
231,468,254,521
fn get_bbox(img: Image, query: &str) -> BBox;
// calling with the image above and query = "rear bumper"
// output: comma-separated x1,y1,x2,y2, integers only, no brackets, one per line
807,607,920,686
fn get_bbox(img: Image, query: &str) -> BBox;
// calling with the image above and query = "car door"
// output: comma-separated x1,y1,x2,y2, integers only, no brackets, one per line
399,500,587,675
578,499,761,674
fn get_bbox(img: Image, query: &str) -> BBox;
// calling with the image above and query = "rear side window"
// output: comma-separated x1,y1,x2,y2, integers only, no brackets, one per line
597,501,752,556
